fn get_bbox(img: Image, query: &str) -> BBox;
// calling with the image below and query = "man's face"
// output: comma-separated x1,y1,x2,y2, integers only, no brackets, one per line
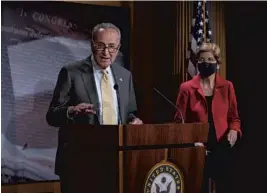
92,28,120,69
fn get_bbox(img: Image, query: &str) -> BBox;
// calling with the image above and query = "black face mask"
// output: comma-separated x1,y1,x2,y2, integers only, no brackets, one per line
197,62,217,77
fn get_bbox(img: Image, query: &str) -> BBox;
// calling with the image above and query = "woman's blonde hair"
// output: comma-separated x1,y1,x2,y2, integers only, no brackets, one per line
196,43,222,64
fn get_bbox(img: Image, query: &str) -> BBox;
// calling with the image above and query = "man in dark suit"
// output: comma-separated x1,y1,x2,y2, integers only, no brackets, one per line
46,22,142,193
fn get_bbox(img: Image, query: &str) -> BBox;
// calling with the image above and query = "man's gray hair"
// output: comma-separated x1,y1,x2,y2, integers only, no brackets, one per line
92,22,121,40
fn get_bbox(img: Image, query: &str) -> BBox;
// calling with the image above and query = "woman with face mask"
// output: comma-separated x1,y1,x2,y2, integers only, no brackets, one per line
174,43,242,193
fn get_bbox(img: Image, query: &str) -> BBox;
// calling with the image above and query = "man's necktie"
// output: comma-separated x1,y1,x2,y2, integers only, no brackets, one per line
101,70,117,124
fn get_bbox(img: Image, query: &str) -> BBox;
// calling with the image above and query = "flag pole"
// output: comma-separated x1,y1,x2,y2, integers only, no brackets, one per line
202,0,206,43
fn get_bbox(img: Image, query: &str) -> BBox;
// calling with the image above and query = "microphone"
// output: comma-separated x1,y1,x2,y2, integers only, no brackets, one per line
113,84,122,124
153,87,185,124
113,84,118,90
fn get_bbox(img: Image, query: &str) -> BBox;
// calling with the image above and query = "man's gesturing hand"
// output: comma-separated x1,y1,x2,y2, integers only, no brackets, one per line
68,103,96,117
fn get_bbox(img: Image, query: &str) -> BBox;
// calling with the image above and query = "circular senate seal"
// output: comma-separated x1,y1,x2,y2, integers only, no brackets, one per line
144,160,184,193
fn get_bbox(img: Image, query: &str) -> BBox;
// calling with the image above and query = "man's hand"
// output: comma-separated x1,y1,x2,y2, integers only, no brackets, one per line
129,118,143,125
68,103,96,116
227,129,238,147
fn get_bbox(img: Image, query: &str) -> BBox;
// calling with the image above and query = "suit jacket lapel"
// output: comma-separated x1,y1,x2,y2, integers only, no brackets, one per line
111,64,124,122
191,75,205,99
80,57,100,112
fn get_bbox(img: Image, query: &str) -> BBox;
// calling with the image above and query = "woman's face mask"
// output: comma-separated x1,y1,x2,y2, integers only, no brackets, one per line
197,62,217,78
197,51,218,77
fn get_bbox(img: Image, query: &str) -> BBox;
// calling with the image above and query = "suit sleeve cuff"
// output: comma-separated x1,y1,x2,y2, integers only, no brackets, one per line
229,121,242,136
67,107,75,120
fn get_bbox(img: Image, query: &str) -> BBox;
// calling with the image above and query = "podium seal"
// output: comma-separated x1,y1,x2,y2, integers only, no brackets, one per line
144,160,184,193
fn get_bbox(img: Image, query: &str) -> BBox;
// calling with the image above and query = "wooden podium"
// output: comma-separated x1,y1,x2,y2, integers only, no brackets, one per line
66,123,208,193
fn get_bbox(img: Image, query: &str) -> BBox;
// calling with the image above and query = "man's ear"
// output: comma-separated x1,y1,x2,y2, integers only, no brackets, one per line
90,41,95,54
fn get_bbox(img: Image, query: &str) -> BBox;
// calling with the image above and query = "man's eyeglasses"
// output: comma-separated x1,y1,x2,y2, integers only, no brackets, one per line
92,42,120,53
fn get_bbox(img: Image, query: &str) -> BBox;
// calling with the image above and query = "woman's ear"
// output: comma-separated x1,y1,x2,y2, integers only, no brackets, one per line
195,63,199,75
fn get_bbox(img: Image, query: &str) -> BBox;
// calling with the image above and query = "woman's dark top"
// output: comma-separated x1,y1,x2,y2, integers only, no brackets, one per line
205,96,217,151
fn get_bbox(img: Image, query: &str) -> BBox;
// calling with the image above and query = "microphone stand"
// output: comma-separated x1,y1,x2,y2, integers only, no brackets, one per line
153,87,185,124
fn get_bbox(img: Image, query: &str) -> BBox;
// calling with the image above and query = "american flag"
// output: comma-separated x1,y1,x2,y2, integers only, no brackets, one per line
187,1,213,78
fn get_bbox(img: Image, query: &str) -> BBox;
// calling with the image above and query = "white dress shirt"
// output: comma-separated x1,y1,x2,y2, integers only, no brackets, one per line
91,56,119,124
